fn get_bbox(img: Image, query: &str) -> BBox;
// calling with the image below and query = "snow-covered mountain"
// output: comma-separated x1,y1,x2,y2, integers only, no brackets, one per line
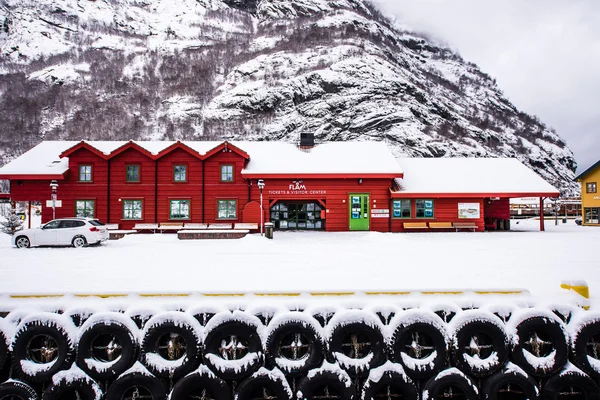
0,0,578,195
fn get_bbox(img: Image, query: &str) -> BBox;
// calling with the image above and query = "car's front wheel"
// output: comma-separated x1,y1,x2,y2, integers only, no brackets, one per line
15,236,30,248
72,236,87,248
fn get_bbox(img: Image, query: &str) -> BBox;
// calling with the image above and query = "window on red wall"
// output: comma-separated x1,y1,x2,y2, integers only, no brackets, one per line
79,165,92,182
174,165,187,182
123,200,143,219
126,165,140,182
75,200,95,218
220,165,233,182
217,200,237,219
416,199,434,218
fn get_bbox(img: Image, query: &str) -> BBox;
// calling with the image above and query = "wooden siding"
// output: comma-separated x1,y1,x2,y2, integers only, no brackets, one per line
203,150,249,223
580,165,600,226
484,198,510,219
109,148,156,229
156,148,203,224
251,178,393,232
391,198,485,232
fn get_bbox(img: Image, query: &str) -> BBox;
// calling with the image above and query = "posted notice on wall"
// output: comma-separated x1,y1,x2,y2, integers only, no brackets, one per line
458,203,480,219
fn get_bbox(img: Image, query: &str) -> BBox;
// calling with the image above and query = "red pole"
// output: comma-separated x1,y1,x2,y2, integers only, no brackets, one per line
28,201,31,229
540,197,545,231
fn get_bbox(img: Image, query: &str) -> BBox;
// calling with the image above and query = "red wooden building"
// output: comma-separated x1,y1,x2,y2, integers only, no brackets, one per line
0,139,559,232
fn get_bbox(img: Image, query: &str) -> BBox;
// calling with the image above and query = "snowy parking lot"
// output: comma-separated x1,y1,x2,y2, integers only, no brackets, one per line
0,218,597,305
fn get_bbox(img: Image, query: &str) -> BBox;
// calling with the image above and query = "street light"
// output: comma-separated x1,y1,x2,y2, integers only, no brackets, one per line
50,180,59,220
258,179,265,236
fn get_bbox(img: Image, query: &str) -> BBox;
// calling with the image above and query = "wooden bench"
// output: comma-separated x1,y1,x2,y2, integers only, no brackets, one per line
429,222,454,230
158,222,184,232
178,230,249,240
207,223,233,229
453,222,478,232
109,230,137,240
182,223,208,230
403,222,428,230
104,223,119,230
234,223,258,231
133,223,159,233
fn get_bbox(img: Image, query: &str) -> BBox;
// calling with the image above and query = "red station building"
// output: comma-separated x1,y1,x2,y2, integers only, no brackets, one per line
0,137,559,232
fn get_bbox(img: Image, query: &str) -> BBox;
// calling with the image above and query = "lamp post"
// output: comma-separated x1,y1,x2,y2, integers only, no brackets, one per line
258,179,265,236
50,180,59,220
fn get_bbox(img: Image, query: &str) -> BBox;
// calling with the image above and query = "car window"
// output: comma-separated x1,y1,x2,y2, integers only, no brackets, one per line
89,220,105,226
59,220,75,228
43,220,62,229
74,221,85,227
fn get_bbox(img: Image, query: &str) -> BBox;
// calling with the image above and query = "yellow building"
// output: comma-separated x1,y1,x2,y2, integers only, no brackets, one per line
575,160,600,225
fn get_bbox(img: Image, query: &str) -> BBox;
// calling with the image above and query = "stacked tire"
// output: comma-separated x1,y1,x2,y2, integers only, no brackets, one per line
0,306,599,399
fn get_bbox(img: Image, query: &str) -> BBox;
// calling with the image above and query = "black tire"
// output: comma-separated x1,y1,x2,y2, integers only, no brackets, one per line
510,313,568,377
450,311,509,377
15,236,31,249
542,369,600,400
296,368,355,400
76,313,139,381
236,368,292,400
481,363,540,400
72,235,87,248
422,368,479,400
327,311,386,378
571,315,600,379
42,376,102,400
390,311,448,379
169,366,232,400
265,314,324,376
0,326,8,371
105,372,168,400
203,312,263,380
362,366,418,400
0,380,39,400
12,314,76,382
140,312,202,380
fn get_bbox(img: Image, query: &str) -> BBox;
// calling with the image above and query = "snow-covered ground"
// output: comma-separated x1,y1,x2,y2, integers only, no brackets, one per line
0,218,597,308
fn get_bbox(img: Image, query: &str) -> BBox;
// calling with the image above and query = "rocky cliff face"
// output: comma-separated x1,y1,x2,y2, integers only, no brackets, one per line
0,0,578,194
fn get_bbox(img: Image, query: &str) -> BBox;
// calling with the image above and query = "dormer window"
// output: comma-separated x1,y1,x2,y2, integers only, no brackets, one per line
220,165,233,182
79,165,92,182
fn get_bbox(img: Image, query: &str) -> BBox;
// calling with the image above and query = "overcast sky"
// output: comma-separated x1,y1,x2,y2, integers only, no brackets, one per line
372,0,600,173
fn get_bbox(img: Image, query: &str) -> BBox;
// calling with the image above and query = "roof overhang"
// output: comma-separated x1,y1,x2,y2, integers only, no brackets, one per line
242,173,403,179
390,190,560,199
0,173,67,181
108,141,155,159
60,141,109,160
155,141,203,160
203,141,250,160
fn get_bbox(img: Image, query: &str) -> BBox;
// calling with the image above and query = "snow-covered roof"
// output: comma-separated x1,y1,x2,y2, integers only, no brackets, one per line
238,141,402,176
393,158,559,196
0,140,403,178
0,141,73,177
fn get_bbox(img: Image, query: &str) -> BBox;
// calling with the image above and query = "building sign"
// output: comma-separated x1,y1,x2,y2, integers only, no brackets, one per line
268,180,327,196
371,209,389,218
458,203,480,219
594,196,600,200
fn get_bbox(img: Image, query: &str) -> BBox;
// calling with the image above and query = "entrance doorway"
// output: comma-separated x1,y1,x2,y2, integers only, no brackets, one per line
270,201,325,230
349,194,369,231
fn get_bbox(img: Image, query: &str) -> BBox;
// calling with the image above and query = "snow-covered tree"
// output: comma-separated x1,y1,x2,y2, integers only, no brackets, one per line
0,207,24,235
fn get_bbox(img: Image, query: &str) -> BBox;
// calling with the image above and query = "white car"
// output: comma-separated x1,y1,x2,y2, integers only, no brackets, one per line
13,218,109,248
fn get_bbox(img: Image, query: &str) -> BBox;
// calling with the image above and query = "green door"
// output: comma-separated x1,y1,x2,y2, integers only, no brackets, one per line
349,194,370,231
